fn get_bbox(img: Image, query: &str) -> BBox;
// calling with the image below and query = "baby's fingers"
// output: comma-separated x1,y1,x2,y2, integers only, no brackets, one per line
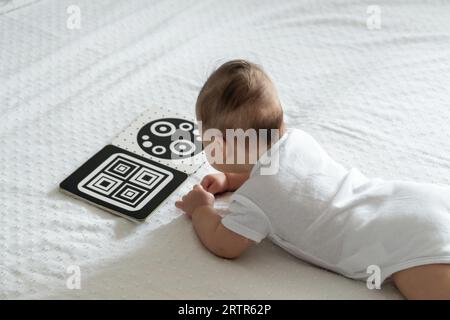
175,200,184,210
193,184,204,191
207,182,221,195
201,176,214,190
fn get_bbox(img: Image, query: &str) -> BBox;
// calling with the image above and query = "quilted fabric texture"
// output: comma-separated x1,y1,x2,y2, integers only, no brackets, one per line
1,0,449,299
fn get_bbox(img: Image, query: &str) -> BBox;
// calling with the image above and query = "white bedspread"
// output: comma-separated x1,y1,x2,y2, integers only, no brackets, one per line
1,0,449,299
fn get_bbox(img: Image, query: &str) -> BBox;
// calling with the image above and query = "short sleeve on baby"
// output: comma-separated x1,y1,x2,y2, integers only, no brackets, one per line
221,194,271,243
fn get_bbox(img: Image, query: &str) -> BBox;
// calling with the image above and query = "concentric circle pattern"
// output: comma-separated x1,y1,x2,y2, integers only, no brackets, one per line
137,118,203,159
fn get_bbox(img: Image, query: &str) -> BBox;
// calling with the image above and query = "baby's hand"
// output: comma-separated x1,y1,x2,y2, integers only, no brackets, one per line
200,173,229,195
175,184,215,218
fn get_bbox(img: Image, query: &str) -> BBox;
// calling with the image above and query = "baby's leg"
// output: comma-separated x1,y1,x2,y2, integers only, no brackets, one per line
392,264,450,299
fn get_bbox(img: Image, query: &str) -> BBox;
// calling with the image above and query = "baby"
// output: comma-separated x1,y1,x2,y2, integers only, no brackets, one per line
175,59,450,299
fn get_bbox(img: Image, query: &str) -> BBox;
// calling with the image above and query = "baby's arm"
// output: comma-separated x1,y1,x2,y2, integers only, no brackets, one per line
175,184,252,259
192,205,251,259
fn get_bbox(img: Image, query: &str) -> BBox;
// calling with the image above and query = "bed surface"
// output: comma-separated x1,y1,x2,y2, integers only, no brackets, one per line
1,0,449,299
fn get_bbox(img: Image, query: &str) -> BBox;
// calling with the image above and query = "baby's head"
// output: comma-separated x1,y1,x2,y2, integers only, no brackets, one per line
196,59,285,173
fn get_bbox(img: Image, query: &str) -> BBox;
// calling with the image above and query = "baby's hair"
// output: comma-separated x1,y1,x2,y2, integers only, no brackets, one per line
196,59,283,141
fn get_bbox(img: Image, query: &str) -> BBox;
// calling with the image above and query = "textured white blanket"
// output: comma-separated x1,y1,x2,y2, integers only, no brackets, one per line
1,0,449,299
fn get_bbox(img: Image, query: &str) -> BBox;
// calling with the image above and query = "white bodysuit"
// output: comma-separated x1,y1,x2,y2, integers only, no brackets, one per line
221,129,450,283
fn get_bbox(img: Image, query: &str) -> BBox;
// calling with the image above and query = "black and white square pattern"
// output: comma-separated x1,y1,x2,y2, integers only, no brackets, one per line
85,173,122,195
105,158,139,179
111,183,148,206
129,167,168,189
60,145,187,221
79,154,173,211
